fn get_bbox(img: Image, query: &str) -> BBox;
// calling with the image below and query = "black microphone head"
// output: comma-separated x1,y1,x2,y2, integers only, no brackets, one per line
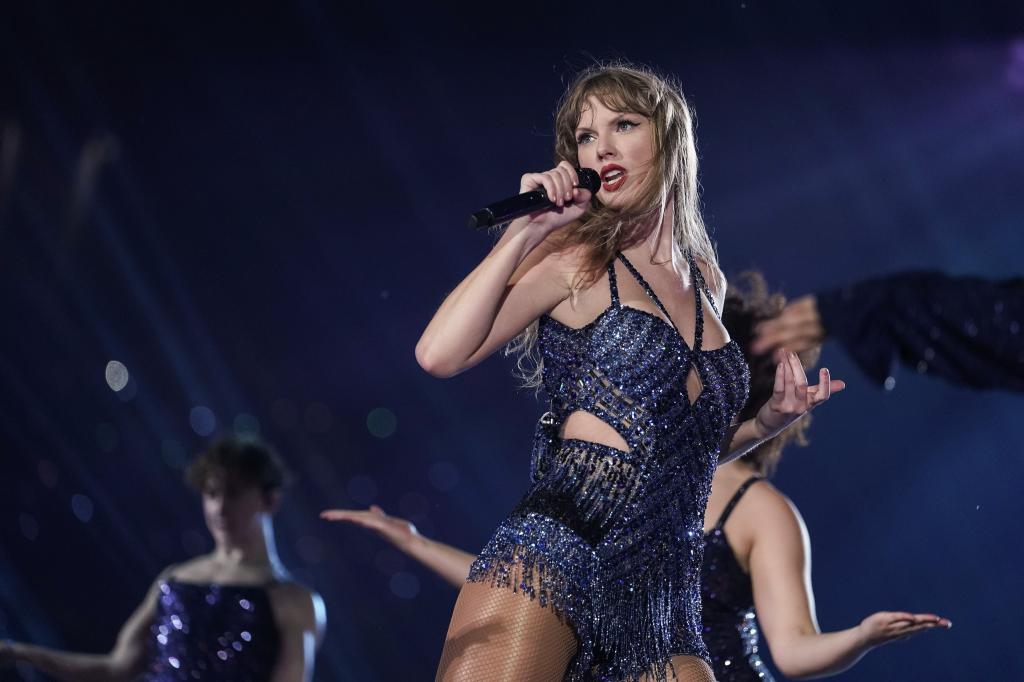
576,167,601,193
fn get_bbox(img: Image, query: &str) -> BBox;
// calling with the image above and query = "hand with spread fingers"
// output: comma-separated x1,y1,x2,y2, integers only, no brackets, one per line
751,295,824,356
320,505,419,551
754,349,845,440
859,611,952,646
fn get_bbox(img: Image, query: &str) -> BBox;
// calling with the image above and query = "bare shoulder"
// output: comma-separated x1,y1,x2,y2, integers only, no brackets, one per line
741,480,805,537
268,580,325,633
511,224,589,286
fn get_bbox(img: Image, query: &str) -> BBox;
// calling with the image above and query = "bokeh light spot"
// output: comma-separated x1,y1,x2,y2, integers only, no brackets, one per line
18,513,39,541
71,494,94,523
233,413,261,438
161,439,187,470
190,406,217,436
367,407,397,438
105,360,129,392
389,571,420,599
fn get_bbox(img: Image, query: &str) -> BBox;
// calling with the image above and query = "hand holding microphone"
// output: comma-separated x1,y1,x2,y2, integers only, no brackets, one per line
468,161,600,231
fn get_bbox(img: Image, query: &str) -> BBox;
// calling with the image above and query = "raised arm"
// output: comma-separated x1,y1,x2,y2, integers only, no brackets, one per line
749,490,949,679
415,161,591,378
0,570,167,682
269,584,326,682
321,505,475,588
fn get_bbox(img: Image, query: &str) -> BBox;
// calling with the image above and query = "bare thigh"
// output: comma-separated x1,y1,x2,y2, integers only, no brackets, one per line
436,581,579,682
637,655,717,682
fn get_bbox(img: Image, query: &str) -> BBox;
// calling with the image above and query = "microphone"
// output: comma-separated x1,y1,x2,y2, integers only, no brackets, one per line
468,167,601,230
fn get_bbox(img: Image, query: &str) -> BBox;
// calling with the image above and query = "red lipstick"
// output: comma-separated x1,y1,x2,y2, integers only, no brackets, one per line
600,164,627,192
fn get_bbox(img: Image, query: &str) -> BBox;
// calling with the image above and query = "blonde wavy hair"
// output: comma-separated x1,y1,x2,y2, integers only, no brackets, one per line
507,62,721,387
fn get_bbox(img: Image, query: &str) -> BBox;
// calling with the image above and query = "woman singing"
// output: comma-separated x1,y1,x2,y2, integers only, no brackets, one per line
414,63,843,681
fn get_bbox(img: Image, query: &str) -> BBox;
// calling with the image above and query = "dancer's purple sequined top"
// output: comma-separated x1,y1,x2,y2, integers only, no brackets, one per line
142,579,280,681
702,476,774,681
469,251,750,681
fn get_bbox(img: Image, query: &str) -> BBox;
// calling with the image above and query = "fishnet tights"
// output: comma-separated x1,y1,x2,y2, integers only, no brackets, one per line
435,582,719,682
436,581,578,681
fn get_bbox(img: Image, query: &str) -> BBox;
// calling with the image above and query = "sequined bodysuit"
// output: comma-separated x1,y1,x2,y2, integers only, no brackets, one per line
142,579,280,681
702,476,773,681
469,251,750,681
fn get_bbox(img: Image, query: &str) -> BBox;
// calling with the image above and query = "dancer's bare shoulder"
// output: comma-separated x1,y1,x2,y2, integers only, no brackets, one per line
268,580,326,643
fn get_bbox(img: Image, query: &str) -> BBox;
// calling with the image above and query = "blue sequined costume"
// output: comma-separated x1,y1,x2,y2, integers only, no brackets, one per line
702,476,773,681
142,579,280,681
469,251,750,681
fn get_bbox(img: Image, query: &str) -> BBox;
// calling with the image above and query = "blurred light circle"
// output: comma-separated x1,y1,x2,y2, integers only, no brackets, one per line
233,413,261,437
18,513,39,541
366,407,397,438
161,439,187,469
389,571,420,600
105,360,129,392
428,461,460,492
71,494,94,523
190,406,217,436
96,423,119,452
347,475,378,505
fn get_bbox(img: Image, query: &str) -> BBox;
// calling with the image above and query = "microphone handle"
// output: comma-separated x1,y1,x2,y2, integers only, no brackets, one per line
468,190,553,230
468,167,600,230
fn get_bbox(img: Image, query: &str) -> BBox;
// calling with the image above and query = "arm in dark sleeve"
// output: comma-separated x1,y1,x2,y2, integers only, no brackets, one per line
816,271,1024,391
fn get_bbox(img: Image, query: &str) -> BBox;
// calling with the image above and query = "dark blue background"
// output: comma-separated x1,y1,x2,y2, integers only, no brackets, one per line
2,3,1023,680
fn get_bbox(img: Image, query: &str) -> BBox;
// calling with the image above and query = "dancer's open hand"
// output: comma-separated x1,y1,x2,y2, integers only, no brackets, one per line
754,350,845,439
320,505,419,551
858,611,951,647
751,295,824,356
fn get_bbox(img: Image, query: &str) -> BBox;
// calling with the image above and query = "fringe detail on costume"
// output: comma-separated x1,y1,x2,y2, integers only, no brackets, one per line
592,526,711,682
468,513,600,681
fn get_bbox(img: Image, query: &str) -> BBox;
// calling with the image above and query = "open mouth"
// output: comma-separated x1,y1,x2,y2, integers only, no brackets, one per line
601,164,626,192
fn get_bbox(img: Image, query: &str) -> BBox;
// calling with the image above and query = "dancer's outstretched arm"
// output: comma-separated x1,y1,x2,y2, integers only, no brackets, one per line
321,506,474,588
0,569,167,682
748,489,950,679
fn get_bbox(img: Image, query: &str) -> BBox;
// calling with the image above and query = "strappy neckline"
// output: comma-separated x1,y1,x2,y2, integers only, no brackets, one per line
613,250,705,354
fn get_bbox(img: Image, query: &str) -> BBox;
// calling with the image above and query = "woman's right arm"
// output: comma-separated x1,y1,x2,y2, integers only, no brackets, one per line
1,572,165,682
321,506,474,588
415,161,591,378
